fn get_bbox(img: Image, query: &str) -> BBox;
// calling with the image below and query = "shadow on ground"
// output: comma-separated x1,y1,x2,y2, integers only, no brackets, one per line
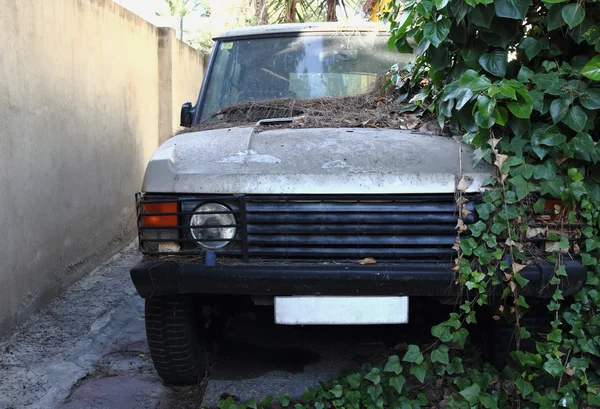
63,299,452,409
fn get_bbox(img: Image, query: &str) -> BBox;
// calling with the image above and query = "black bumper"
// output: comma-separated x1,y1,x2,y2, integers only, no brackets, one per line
130,260,587,299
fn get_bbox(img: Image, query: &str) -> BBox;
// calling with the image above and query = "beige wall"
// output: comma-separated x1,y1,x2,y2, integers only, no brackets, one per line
158,28,205,144
0,0,205,336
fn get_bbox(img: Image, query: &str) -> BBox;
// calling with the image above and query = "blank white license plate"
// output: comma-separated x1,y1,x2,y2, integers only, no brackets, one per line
274,296,409,325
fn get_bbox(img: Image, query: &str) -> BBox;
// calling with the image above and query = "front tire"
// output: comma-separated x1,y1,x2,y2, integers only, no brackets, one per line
145,296,207,385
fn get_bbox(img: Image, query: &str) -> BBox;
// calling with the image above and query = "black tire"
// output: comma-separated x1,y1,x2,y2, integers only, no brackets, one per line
145,296,207,385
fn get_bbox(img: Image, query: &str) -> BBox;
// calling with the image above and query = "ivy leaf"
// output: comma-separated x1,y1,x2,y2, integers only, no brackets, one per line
461,39,487,69
514,272,530,287
475,203,495,220
261,396,274,409
507,87,533,118
509,175,530,200
547,328,563,342
469,220,487,237
543,357,564,376
344,391,361,405
494,0,531,20
562,105,588,132
543,61,557,73
345,374,362,389
581,253,597,266
581,55,600,81
561,3,585,29
480,18,519,48
364,368,381,385
539,125,566,146
477,94,496,119
403,345,424,364
519,37,543,59
583,25,600,45
431,345,450,365
569,357,590,370
580,89,600,110
475,112,495,128
459,384,481,406
581,338,600,357
479,50,508,77
533,198,546,214
329,385,343,398
302,390,316,403
244,398,258,409
497,82,517,100
496,106,509,125
451,0,470,21
430,47,451,71
410,362,428,383
431,324,453,342
460,69,492,91
452,327,469,348
469,4,495,28
367,385,382,402
479,394,498,409
446,357,465,375
571,132,596,162
515,378,534,397
533,160,556,180
384,355,403,375
546,4,566,31
517,66,534,82
541,179,563,197
434,0,449,10
423,19,451,48
389,375,406,394
416,0,434,17
511,164,534,178
456,89,475,110
529,90,545,113
279,394,291,407
550,98,569,123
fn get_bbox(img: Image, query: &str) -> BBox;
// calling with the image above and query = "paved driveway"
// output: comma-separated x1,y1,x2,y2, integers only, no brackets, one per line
0,243,439,409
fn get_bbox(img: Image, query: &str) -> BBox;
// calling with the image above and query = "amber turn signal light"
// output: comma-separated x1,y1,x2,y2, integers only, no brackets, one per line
142,202,178,227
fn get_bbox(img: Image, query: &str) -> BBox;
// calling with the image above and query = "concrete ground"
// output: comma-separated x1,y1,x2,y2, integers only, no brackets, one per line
0,243,440,409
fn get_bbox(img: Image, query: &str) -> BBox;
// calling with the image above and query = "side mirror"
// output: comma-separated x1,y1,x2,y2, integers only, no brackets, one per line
180,102,194,127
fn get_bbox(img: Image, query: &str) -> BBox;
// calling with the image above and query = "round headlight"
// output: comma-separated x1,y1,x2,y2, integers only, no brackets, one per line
190,203,237,249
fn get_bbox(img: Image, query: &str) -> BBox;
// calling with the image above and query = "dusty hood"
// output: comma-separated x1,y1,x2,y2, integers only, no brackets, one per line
142,127,492,194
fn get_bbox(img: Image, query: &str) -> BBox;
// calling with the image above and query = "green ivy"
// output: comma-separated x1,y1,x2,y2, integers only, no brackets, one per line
381,0,600,407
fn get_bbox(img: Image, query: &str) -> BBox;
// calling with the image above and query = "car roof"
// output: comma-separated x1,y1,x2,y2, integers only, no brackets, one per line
213,22,388,40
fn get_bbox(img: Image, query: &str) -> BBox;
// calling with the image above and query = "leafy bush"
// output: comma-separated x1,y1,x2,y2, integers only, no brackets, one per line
381,0,600,407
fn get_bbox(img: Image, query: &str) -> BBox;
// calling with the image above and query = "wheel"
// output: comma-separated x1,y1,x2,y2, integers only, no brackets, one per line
486,305,549,368
144,296,207,385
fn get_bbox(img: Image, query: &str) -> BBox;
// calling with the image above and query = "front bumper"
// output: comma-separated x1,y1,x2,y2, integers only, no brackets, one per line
130,260,587,299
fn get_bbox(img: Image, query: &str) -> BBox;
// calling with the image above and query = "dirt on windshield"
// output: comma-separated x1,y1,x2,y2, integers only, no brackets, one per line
177,79,445,136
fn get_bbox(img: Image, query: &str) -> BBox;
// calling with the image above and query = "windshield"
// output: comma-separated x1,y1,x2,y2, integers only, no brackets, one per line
199,31,409,123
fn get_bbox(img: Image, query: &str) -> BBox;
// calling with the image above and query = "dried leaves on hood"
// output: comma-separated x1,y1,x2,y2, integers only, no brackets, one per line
177,77,447,136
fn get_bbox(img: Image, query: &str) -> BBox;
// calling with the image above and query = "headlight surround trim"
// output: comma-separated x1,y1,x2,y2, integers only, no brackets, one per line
189,202,237,250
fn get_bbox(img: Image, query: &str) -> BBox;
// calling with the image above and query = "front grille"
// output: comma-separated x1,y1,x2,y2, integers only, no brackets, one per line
245,195,471,261
138,194,474,262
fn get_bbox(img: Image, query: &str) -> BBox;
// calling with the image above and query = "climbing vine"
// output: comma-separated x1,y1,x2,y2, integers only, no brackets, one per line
380,0,600,407
216,1,600,408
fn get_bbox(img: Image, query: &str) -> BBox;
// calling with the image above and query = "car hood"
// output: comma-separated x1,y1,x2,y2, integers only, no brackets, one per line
142,127,492,194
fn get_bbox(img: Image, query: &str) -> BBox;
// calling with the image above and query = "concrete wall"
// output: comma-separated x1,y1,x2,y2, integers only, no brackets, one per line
0,0,205,336
158,28,206,144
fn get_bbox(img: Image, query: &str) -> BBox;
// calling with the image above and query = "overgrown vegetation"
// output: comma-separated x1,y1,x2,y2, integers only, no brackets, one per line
215,0,600,408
